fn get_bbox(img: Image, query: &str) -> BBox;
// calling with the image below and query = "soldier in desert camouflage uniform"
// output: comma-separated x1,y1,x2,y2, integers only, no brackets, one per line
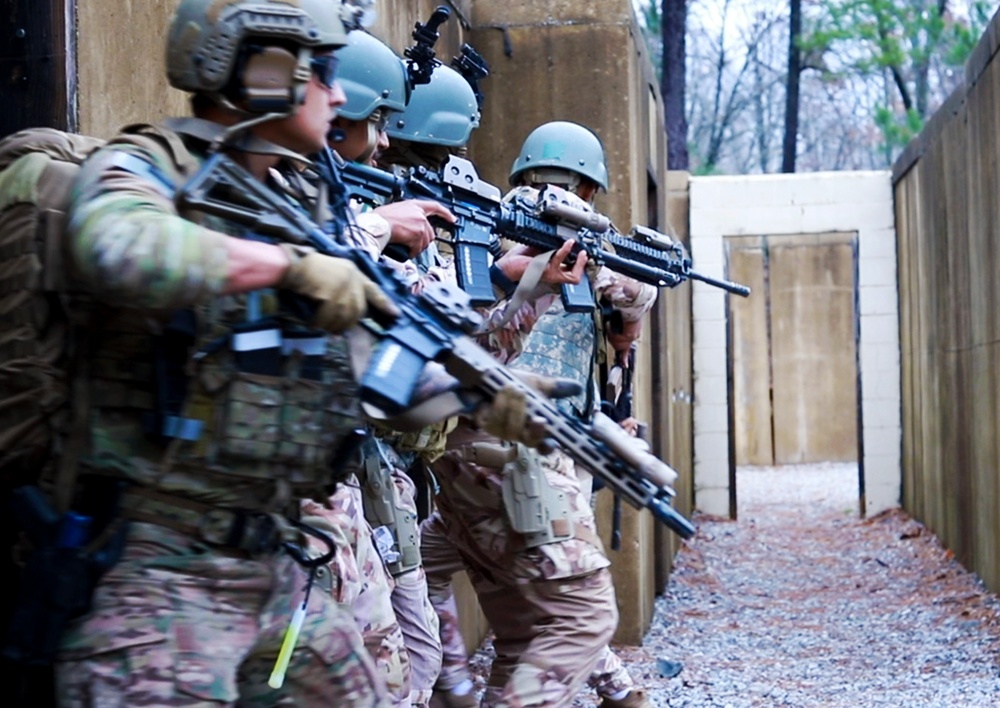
425,122,658,708
54,1,394,705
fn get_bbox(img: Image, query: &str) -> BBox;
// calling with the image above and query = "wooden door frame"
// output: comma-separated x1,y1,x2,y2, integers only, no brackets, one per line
725,232,866,518
0,0,74,137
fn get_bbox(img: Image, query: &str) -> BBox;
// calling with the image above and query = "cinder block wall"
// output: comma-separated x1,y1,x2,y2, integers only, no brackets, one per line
688,171,900,517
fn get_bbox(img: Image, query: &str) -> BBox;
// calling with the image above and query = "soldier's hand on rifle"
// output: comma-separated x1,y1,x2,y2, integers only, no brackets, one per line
474,369,581,451
279,245,398,333
375,199,456,258
607,318,642,354
495,241,588,287
619,416,640,437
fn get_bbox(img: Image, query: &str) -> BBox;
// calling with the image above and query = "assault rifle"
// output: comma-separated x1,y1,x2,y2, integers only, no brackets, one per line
175,152,696,539
335,154,751,308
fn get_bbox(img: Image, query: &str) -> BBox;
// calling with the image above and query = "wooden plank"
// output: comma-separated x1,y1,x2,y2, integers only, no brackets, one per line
0,0,69,135
965,55,1000,587
728,240,773,466
768,234,859,465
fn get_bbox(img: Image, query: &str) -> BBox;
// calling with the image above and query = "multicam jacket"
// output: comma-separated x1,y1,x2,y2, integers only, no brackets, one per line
67,121,360,511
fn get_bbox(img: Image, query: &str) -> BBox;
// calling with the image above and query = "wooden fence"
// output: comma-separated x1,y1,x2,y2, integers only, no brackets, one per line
893,12,1000,592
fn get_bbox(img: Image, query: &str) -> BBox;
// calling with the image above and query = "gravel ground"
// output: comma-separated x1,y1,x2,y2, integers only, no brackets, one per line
470,463,1000,706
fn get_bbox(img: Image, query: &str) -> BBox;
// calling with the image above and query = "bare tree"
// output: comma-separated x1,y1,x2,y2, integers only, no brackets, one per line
663,0,689,170
634,0,998,173
781,0,801,172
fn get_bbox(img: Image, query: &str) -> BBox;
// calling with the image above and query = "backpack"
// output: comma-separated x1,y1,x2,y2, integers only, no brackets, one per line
0,128,106,488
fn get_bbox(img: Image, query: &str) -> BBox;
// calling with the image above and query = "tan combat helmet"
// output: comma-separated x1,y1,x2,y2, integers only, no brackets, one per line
165,0,352,113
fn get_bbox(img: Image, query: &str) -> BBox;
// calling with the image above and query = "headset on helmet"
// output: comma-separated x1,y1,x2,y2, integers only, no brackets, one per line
166,0,351,114
385,64,479,148
509,121,609,192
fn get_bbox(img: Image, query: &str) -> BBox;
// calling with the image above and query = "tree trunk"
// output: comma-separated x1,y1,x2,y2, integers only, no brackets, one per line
781,0,801,173
662,0,688,170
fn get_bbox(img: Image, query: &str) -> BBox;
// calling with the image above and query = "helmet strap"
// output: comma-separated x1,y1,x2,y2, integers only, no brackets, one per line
355,119,380,165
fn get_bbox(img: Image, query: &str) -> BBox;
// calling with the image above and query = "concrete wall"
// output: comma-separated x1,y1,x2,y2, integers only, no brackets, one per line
76,0,188,137
688,171,900,517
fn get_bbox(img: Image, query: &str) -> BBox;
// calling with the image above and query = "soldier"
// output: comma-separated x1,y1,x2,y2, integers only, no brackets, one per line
504,121,657,708
426,121,658,708
378,63,486,708
330,30,453,261
307,29,445,708
53,0,393,705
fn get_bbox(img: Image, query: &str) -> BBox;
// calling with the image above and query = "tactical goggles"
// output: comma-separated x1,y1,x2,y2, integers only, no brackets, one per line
310,54,340,89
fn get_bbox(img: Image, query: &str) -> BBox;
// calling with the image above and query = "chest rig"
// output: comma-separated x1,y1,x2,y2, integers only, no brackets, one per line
80,124,364,505
514,300,598,421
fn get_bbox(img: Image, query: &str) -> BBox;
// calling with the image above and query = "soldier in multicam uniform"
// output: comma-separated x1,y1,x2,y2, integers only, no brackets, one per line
377,63,488,708
54,1,395,705
425,122,658,708
303,29,446,708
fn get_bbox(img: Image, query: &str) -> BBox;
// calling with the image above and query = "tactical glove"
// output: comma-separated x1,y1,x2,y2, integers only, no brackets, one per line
280,244,397,333
474,371,582,451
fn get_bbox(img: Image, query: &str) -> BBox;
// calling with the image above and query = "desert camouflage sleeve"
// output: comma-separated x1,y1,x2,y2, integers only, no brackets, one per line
593,266,658,322
67,140,229,310
474,291,560,365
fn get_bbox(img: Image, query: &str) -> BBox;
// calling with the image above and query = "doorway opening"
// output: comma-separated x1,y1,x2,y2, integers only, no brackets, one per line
726,232,865,519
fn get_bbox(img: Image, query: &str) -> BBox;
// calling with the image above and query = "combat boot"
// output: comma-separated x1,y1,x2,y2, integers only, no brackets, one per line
598,689,654,708
429,688,479,708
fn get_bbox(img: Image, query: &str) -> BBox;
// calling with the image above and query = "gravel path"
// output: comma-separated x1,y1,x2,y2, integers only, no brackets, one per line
471,463,1000,706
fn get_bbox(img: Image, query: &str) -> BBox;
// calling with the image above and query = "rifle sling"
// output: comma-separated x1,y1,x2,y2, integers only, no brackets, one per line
489,250,555,330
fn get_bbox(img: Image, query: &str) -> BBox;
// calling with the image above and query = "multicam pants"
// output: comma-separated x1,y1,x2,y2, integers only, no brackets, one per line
422,511,634,702
430,427,619,708
389,468,443,708
419,511,471,691
56,521,388,707
302,484,411,705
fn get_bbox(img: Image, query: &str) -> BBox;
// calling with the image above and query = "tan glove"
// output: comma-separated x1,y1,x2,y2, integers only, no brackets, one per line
280,244,398,333
473,371,582,450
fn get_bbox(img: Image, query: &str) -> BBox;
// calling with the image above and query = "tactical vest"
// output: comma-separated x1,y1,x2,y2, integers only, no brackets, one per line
75,124,362,509
514,300,597,420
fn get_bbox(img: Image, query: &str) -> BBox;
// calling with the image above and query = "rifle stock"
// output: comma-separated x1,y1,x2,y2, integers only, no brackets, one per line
174,151,695,539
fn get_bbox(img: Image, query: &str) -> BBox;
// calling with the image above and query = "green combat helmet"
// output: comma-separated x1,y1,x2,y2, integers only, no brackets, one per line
334,30,409,121
509,120,609,191
386,64,480,148
166,0,350,112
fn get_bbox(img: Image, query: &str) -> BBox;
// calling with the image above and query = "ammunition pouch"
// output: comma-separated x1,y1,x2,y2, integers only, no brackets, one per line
465,442,575,550
153,326,363,496
359,438,421,576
